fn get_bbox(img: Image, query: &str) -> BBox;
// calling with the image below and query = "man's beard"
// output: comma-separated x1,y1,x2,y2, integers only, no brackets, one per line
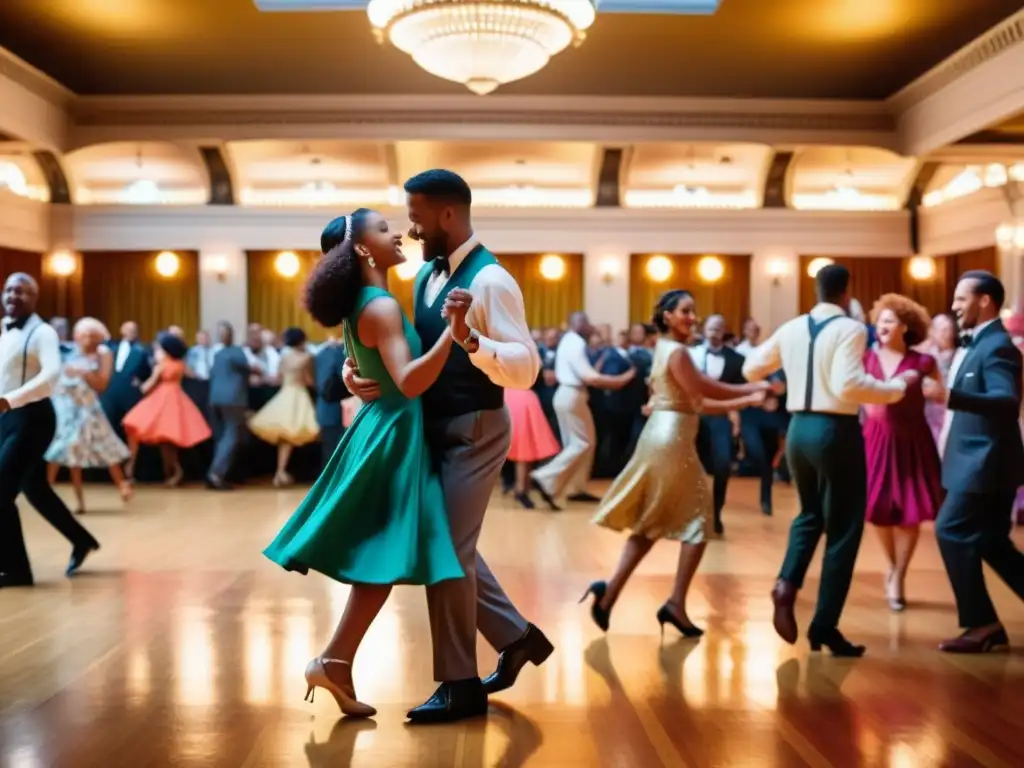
422,234,449,261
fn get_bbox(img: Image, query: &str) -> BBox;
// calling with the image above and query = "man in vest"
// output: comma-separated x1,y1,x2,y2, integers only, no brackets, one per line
742,264,915,656
344,169,551,723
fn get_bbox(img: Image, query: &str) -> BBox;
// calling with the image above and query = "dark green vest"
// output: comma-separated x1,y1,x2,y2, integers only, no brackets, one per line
413,244,505,418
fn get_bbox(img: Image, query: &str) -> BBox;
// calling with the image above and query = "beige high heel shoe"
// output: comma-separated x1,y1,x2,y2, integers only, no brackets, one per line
303,658,376,718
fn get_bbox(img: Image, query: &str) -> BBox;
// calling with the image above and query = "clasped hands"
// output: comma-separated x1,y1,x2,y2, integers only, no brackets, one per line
343,288,474,402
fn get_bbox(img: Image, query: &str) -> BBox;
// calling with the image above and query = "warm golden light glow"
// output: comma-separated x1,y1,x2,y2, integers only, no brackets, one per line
598,256,621,284
48,251,77,277
539,254,567,281
176,606,214,707
646,255,674,283
394,239,424,281
203,254,229,278
275,251,301,279
244,611,273,705
908,256,936,281
765,258,789,279
806,257,834,278
154,251,180,278
696,255,725,284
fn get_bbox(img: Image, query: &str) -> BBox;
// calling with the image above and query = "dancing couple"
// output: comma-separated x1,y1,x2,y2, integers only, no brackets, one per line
264,170,551,723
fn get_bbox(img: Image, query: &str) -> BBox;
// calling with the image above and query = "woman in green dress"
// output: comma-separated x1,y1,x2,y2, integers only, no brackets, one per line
263,209,466,718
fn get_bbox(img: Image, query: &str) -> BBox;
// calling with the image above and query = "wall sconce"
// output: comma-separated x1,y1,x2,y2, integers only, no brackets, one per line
806,257,834,278
765,257,788,286
275,251,300,279
598,256,620,285
646,255,673,283
47,250,77,278
696,255,724,284
155,251,180,278
204,254,229,282
907,255,937,281
539,254,566,281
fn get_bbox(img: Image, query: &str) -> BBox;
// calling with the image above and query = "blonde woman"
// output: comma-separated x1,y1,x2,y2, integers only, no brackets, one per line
46,318,132,514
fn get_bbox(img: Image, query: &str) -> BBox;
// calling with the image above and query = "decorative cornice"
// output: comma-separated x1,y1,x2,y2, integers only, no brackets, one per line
67,94,896,148
0,47,74,109
888,8,1024,113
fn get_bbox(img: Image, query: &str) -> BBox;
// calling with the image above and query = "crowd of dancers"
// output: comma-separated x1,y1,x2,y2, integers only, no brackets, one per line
2,167,1023,726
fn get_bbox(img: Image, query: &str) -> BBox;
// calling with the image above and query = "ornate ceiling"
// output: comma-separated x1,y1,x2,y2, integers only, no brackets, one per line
0,0,1019,98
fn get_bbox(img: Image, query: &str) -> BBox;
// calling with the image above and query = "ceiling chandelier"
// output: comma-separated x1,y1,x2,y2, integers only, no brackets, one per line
365,0,597,95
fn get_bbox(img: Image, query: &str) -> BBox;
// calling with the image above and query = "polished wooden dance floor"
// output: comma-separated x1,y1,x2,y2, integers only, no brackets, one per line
1,479,1022,768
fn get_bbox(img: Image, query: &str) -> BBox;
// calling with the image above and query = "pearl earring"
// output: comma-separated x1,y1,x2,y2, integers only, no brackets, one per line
368,256,376,268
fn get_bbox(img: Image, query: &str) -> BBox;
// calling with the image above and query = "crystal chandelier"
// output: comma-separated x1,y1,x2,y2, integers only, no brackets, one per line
366,0,597,95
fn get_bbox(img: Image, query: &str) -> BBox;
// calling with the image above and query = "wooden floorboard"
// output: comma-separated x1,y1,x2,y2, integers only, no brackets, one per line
0,478,1022,767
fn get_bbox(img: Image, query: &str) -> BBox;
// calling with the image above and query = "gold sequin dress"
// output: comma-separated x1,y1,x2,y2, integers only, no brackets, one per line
592,337,711,543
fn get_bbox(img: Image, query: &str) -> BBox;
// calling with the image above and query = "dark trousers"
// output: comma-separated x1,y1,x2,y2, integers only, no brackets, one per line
781,412,865,632
740,409,778,510
936,490,1024,628
209,405,247,480
697,414,733,525
0,400,96,579
319,424,343,471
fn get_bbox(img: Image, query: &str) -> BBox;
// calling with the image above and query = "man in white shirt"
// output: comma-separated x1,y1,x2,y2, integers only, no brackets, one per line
0,274,100,587
530,312,636,511
102,320,151,435
244,323,280,385
743,264,913,656
186,329,217,380
344,169,547,723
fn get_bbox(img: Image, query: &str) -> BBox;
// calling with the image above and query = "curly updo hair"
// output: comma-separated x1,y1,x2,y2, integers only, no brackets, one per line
303,208,372,328
870,293,931,346
281,326,306,348
652,289,695,333
156,331,188,360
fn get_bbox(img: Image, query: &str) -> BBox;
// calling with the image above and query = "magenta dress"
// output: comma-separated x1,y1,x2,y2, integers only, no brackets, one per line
862,349,944,526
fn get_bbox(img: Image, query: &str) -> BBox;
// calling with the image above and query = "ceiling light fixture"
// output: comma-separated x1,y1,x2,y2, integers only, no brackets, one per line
366,0,596,95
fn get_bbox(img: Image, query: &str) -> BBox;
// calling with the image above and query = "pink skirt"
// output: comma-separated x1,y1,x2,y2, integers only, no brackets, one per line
505,388,560,463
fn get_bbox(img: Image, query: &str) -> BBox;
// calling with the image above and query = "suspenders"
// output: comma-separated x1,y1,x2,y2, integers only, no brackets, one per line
802,314,843,411
20,319,41,386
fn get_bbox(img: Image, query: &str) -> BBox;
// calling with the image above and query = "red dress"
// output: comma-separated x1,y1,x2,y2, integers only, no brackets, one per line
122,359,212,448
505,388,560,463
862,349,944,526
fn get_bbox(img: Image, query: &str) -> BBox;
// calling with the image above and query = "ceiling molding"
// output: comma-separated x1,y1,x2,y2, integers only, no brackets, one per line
888,9,1024,113
0,46,74,108
904,160,941,208
198,146,234,205
66,95,898,150
31,150,71,204
762,150,793,208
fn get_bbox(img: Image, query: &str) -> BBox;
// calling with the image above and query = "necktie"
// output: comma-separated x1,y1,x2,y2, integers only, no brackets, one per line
431,255,451,277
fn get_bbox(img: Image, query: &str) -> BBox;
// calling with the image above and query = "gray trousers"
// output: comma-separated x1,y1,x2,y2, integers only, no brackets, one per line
209,405,247,480
425,407,529,681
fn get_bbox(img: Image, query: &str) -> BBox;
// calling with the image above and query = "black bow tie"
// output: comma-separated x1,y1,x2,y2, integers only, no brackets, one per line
706,347,725,357
4,315,28,331
958,332,974,349
431,255,451,277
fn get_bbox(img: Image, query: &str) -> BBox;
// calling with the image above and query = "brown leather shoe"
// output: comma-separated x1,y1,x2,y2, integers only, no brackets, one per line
939,627,1009,654
771,579,798,645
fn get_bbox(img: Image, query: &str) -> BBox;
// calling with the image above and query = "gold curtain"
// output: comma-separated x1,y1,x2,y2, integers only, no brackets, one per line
387,271,416,320
247,250,328,341
496,253,584,329
630,254,751,334
799,257,904,315
80,251,199,341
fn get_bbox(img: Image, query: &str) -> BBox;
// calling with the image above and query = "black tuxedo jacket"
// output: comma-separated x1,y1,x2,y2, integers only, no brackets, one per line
102,342,152,411
942,319,1024,494
714,346,746,385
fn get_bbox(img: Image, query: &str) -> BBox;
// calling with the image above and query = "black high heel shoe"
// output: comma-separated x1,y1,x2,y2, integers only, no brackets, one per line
807,627,865,658
656,604,704,639
579,581,611,632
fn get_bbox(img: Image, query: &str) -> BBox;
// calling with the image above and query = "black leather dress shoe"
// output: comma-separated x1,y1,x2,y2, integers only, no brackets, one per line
567,492,600,503
481,624,554,695
406,678,487,724
67,540,100,577
0,572,34,588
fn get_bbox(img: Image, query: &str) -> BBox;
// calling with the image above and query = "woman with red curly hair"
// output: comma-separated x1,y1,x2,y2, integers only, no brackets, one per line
864,294,946,611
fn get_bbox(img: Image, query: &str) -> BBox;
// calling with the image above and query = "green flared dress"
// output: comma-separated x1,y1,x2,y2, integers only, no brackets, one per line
263,286,464,586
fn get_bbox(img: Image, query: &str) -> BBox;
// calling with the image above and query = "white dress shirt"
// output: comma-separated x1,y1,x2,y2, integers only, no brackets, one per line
115,339,132,372
244,345,281,377
187,344,216,379
743,302,905,415
690,343,726,380
734,339,755,357
422,234,541,390
0,314,62,410
554,331,599,387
